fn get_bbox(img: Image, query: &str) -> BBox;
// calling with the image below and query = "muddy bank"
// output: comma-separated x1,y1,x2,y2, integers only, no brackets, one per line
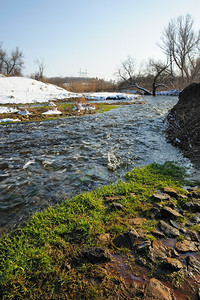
167,83,200,166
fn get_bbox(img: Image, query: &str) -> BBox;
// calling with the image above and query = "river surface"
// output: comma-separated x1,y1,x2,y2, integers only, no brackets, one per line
0,96,193,230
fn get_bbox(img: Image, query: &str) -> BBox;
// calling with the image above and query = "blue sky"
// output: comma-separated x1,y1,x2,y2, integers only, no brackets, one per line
1,0,200,80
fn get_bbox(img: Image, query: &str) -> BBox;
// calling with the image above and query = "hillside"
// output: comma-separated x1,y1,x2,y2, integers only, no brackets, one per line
0,75,77,104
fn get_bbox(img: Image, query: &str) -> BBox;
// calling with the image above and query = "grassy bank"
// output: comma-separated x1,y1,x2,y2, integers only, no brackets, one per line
0,102,121,124
0,162,190,299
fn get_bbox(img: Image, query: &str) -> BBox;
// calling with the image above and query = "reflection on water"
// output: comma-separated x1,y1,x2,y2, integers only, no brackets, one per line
0,96,192,230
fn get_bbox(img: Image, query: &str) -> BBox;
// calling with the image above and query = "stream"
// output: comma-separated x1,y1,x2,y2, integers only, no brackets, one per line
0,96,193,230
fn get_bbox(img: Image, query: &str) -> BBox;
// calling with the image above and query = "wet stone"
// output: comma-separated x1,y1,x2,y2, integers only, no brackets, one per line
136,241,151,253
144,278,173,300
113,228,139,249
186,213,200,226
82,247,111,264
189,190,200,199
152,193,170,202
148,207,160,219
161,257,183,271
186,256,200,274
183,202,200,212
169,219,184,230
175,240,198,253
185,230,200,242
151,230,165,239
160,206,183,220
158,220,180,237
163,187,179,198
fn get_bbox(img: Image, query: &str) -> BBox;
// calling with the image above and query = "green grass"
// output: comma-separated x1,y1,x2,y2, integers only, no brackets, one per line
0,162,187,299
0,102,120,124
96,103,120,113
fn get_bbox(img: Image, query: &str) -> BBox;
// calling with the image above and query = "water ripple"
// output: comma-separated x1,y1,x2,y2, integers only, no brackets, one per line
0,96,192,229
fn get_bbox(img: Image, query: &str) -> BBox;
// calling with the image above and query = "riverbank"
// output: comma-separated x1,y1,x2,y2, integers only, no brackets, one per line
0,102,124,124
1,162,200,299
0,101,146,124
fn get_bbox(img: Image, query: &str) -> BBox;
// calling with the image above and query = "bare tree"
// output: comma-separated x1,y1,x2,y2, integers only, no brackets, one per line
0,44,24,76
159,14,200,83
147,59,171,96
117,56,136,85
117,56,170,96
34,58,46,81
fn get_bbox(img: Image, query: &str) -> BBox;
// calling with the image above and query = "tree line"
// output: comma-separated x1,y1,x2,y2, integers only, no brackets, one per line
117,14,200,95
1,14,200,95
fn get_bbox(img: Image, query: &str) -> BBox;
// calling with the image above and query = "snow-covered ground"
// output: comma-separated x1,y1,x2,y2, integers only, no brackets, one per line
84,92,140,101
0,75,78,104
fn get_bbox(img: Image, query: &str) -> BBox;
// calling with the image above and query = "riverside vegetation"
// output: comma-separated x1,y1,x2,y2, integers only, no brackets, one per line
0,100,134,124
1,162,200,299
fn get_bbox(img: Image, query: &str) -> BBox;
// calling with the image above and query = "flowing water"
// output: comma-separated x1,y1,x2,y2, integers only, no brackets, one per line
0,96,193,230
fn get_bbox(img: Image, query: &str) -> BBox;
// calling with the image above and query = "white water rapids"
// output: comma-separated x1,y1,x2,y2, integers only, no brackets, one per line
0,96,193,230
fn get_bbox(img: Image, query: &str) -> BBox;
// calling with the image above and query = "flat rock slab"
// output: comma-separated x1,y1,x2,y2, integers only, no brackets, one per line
152,193,170,201
158,220,180,237
161,206,183,220
144,278,173,300
175,240,199,253
162,257,183,271
163,187,179,198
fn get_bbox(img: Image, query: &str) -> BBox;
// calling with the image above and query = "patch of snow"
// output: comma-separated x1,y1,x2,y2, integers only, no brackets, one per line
0,118,20,123
48,101,56,106
42,108,62,115
84,92,140,101
0,76,78,104
0,107,19,114
17,109,30,116
73,103,96,111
